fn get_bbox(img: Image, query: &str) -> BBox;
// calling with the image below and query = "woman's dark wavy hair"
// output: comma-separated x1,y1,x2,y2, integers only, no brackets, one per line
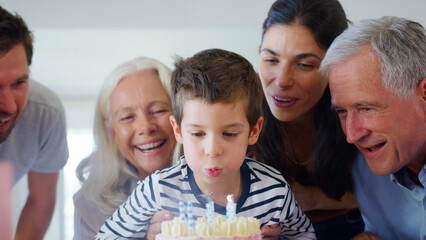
254,0,357,200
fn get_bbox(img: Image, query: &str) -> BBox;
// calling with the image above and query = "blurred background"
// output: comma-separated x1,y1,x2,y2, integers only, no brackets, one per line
1,0,425,239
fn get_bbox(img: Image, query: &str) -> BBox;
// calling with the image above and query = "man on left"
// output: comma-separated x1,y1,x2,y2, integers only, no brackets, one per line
0,6,69,240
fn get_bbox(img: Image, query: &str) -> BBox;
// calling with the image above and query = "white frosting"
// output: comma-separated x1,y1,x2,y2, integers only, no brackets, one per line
161,218,188,236
160,216,260,237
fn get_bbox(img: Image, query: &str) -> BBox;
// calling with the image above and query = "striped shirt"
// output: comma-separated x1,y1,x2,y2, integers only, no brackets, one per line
96,157,315,239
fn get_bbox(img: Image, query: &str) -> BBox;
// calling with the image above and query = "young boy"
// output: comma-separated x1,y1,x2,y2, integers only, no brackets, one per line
96,49,315,239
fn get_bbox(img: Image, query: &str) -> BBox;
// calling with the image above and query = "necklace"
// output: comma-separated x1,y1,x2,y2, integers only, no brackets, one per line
289,156,312,165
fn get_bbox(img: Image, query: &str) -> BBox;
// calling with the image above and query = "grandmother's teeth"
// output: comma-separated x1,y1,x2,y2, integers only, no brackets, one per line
141,141,160,149
137,140,166,152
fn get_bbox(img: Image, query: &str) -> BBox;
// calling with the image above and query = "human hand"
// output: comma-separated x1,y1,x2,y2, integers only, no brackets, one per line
260,223,280,240
351,232,383,240
146,210,174,240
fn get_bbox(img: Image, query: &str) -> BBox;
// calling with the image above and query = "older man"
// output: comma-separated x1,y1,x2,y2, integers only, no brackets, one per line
0,6,69,239
321,16,425,240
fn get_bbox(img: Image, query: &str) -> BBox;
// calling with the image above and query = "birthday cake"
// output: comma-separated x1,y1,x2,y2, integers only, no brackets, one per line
156,216,262,240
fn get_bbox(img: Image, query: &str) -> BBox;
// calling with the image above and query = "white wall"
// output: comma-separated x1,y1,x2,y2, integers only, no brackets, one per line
2,0,276,101
341,0,425,24
2,0,425,239
2,0,424,103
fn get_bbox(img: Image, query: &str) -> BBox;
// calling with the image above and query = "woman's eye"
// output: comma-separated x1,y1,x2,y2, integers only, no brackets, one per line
264,58,278,64
297,63,314,70
120,115,134,121
155,109,167,113
150,109,167,115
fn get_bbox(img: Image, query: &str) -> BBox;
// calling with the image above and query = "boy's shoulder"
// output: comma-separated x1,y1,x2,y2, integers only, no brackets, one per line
152,157,187,177
146,156,191,184
244,158,287,184
139,158,189,194
244,158,281,174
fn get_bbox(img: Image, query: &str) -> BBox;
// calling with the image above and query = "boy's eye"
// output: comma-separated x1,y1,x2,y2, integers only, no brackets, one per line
190,132,205,137
223,132,238,137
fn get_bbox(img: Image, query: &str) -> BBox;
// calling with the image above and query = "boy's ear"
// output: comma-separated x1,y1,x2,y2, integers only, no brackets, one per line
170,115,183,144
248,116,263,145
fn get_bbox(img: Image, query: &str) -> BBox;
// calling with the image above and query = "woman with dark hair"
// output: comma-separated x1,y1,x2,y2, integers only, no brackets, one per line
254,0,364,238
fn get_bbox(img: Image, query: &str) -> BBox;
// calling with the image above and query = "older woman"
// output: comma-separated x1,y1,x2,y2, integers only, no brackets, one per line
73,57,182,239
254,0,365,239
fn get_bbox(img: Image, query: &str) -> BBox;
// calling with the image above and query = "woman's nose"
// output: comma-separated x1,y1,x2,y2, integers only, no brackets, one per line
136,114,157,135
275,64,294,89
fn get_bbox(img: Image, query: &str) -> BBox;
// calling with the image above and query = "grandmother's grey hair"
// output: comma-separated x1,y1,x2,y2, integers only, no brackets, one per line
321,16,425,98
76,57,182,214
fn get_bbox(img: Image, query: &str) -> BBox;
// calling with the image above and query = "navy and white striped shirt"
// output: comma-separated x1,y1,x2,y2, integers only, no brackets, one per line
96,157,315,239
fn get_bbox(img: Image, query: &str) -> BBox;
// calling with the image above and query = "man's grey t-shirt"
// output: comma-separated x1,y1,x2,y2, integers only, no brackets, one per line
0,80,69,184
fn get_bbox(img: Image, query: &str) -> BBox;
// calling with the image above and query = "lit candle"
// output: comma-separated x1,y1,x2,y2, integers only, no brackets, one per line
179,200,185,223
206,199,214,224
226,194,236,222
187,202,194,228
